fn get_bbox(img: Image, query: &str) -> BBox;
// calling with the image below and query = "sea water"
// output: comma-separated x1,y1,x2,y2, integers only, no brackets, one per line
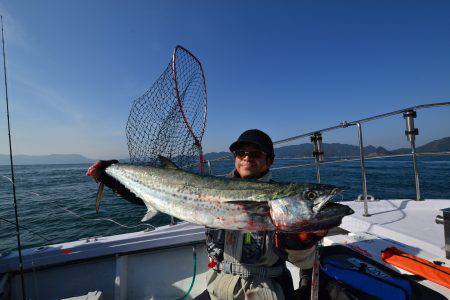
0,156,449,253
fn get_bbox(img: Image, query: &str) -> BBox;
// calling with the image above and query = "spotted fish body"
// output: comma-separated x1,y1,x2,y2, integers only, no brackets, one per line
104,163,353,232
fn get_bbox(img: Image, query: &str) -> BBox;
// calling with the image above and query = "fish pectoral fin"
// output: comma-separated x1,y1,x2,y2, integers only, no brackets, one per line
228,201,270,215
246,203,270,216
221,198,267,203
222,200,256,204
158,155,180,169
95,182,105,214
141,205,159,222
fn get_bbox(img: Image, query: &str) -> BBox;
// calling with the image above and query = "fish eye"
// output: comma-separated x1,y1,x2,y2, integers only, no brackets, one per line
305,191,318,200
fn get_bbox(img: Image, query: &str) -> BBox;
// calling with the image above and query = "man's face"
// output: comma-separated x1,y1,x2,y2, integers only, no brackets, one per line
234,144,273,179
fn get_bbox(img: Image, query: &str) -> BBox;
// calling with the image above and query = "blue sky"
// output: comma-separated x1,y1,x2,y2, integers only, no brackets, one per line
0,1,450,159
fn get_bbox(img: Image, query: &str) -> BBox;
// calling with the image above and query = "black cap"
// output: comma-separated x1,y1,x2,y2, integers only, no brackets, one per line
229,129,274,158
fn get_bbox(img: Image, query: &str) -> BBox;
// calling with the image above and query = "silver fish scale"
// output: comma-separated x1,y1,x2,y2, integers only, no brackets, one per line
104,164,352,232
105,164,276,230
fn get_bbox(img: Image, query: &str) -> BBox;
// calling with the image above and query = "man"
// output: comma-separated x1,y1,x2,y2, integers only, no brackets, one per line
196,129,326,300
87,129,326,299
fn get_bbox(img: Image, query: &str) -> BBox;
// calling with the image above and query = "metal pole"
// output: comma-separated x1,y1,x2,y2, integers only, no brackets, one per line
403,110,422,201
1,15,26,299
410,138,422,201
314,160,321,183
356,123,370,216
206,160,212,175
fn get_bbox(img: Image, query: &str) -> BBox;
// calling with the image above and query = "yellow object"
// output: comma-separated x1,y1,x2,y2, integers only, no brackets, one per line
245,232,251,244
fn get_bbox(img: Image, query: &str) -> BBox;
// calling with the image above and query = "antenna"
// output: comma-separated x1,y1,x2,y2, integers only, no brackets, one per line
1,15,27,299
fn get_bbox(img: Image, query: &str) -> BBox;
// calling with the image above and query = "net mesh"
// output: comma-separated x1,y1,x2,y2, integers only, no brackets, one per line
126,46,207,172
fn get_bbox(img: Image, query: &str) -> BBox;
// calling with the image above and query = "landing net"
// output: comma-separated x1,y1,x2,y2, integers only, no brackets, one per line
126,45,207,173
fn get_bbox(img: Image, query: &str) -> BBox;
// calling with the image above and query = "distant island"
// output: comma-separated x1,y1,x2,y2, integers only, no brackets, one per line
204,136,450,160
1,137,449,165
0,154,94,165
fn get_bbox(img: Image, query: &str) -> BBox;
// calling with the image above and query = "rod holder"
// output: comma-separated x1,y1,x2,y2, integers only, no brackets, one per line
436,208,450,259
311,133,324,162
403,110,419,142
403,110,422,201
311,133,324,183
206,160,212,175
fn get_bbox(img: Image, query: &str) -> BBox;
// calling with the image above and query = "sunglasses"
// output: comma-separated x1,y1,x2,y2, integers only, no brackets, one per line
233,150,266,159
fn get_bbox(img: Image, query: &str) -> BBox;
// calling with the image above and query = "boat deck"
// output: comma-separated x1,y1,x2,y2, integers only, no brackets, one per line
341,199,450,257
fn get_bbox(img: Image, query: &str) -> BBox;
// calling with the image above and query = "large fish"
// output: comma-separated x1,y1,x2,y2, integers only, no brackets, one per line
91,157,353,232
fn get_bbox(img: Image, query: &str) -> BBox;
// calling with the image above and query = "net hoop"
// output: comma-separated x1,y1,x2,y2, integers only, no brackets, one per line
172,45,207,174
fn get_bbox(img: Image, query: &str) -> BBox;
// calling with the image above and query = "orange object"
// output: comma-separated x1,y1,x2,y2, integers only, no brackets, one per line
381,247,450,289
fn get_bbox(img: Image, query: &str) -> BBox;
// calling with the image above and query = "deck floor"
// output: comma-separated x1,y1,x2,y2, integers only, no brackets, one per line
340,199,450,257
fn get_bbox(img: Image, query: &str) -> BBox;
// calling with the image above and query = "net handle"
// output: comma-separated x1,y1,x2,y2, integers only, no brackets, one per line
171,45,207,175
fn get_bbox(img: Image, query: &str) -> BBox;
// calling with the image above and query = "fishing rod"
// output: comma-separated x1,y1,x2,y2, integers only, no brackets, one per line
1,15,27,299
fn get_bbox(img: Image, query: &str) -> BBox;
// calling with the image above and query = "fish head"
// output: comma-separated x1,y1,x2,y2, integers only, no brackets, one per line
297,183,345,213
268,183,346,232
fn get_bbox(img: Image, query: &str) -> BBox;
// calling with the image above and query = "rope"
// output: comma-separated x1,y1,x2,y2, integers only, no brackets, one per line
270,151,450,171
1,175,155,235
201,151,450,173
211,151,450,176
177,245,197,300
1,174,13,183
0,216,54,243
273,101,450,145
28,192,156,231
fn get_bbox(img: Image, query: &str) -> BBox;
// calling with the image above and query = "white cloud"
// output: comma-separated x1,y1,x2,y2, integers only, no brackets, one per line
0,4,28,49
16,76,86,125
111,130,125,137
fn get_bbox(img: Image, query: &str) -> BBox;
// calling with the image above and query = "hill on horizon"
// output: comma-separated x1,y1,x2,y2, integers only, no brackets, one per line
204,136,450,160
1,137,449,165
0,154,94,165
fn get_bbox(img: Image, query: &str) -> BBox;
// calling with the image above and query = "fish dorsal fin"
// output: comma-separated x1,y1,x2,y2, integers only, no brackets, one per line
158,155,180,169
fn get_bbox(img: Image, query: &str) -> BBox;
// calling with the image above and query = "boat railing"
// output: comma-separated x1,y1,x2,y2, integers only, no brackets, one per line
205,101,450,217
